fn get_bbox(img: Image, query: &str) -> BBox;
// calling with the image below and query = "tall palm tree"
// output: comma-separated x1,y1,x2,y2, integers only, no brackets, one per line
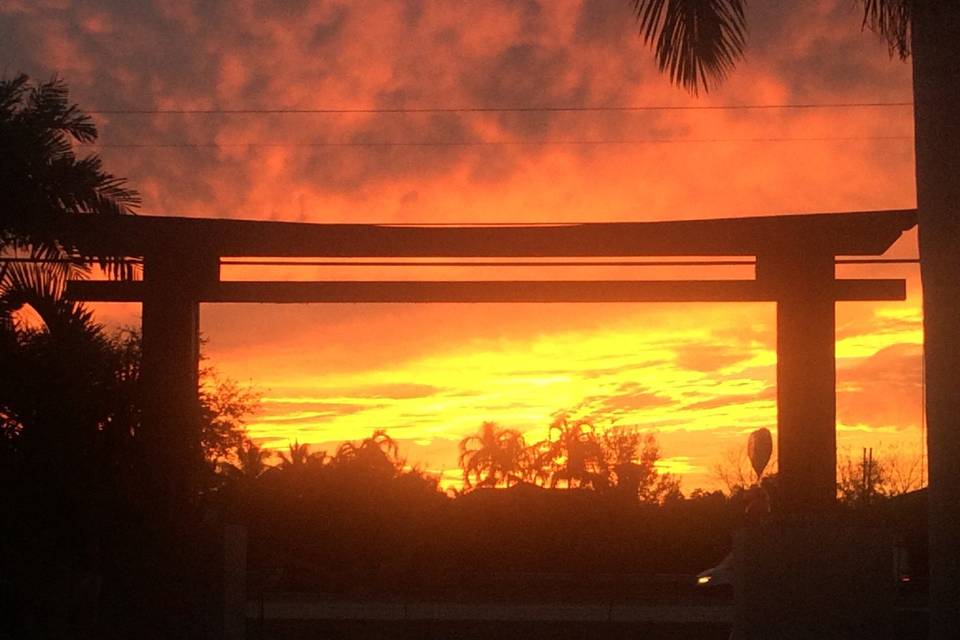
458,421,529,489
1,73,141,467
629,1,960,634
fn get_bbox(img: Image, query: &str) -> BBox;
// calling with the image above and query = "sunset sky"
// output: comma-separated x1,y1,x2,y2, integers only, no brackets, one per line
1,0,925,490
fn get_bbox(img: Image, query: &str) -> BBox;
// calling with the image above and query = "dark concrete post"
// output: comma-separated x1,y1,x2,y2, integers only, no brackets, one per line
137,248,218,634
223,524,247,640
758,249,837,513
140,249,214,515
911,4,960,636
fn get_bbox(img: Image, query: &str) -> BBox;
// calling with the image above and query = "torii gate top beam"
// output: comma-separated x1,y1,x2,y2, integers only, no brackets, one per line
64,209,916,258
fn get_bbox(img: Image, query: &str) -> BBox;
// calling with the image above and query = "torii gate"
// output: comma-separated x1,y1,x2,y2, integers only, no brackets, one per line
66,209,916,513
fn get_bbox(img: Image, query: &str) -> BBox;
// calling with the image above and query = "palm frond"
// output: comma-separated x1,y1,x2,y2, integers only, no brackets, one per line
457,422,529,490
860,0,912,59
24,75,97,142
1,73,140,282
279,439,313,467
632,0,747,95
0,261,101,338
0,73,30,115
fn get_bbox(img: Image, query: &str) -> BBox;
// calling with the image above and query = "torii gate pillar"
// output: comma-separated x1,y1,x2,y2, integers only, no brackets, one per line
139,249,215,520
760,248,838,511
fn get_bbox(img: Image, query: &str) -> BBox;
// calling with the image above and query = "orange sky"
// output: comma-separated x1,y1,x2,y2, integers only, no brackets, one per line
1,0,925,490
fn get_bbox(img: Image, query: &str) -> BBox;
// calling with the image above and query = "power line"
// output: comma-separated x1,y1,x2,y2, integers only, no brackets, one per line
835,258,918,264
3,257,919,265
223,258,918,266
223,258,920,266
220,259,758,267
87,101,914,115
79,135,913,150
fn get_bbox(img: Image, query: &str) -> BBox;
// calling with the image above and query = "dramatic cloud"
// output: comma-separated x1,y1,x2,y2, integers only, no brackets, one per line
838,342,923,430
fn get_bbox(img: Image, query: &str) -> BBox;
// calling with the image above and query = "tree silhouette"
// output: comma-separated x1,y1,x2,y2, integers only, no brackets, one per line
0,73,139,285
837,448,889,507
199,376,261,464
712,444,758,495
458,421,529,490
334,429,400,477
631,0,746,95
278,439,326,469
530,415,609,490
1,280,261,635
220,440,274,481
603,427,680,504
630,1,910,94
836,446,924,506
0,268,145,638
0,266,121,462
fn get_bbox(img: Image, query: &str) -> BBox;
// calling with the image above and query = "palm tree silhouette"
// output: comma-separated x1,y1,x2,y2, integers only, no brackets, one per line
628,1,960,633
629,2,908,94
220,440,274,480
278,439,326,469
0,262,100,340
0,73,140,287
531,416,608,490
0,264,112,454
334,429,400,477
458,421,529,489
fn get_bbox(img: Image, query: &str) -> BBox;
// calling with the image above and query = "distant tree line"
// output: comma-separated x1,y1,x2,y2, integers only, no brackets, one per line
457,418,680,503
211,426,739,598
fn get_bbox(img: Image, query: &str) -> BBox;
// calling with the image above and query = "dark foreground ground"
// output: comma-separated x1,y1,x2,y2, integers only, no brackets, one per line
242,595,928,640
250,619,732,640
248,615,928,640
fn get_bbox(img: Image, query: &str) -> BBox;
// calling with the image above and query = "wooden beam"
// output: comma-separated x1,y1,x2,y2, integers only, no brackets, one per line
62,210,917,258
67,278,906,304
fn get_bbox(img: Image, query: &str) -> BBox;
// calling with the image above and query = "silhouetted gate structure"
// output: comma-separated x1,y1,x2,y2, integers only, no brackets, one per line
66,209,916,514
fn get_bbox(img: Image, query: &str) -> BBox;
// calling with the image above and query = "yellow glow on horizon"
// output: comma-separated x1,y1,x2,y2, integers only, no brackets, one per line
230,295,923,492
655,456,707,476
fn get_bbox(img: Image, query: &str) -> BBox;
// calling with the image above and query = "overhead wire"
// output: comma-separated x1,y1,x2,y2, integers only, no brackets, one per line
2,257,919,266
85,101,914,115
78,135,913,149
66,101,914,149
